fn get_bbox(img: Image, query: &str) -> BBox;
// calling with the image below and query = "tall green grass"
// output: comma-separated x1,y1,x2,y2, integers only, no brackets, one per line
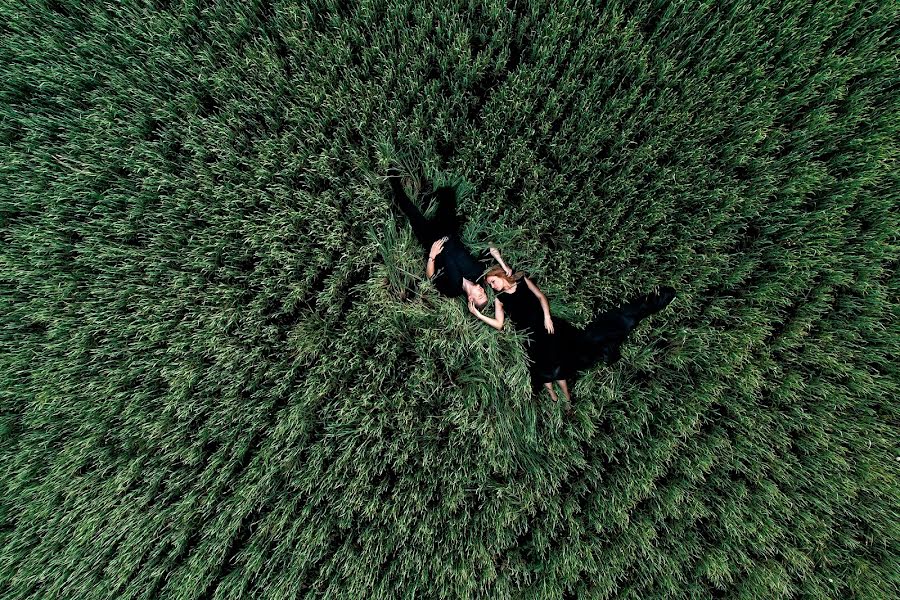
1,0,897,598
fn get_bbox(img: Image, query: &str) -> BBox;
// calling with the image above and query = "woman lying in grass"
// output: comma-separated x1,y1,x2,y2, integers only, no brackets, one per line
468,251,675,409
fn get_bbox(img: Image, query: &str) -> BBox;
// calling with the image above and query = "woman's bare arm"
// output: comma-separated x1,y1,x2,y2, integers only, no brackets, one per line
488,247,513,276
469,298,505,330
524,277,554,333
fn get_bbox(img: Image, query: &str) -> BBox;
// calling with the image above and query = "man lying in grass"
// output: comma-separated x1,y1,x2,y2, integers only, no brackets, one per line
386,166,509,309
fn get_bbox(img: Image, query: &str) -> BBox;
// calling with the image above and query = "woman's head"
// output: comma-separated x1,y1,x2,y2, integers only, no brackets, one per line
483,266,524,292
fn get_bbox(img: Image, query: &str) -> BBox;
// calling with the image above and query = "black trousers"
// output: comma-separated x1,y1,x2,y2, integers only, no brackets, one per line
389,176,460,249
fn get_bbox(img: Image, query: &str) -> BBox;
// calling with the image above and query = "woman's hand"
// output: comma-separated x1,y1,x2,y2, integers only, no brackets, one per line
544,314,555,334
471,298,505,330
489,246,512,275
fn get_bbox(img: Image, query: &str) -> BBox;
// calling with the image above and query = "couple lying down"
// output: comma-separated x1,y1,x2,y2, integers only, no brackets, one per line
387,168,675,408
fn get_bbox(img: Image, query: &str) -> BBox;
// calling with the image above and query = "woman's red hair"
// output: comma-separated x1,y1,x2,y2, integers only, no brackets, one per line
483,266,525,286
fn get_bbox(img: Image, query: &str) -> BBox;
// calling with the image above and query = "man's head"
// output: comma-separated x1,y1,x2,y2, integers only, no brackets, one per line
467,282,489,311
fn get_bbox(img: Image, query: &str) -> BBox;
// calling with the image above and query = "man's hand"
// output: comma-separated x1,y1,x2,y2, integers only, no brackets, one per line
544,314,555,334
430,236,449,258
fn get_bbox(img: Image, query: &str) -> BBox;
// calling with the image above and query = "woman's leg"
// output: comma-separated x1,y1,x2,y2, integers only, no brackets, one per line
557,379,571,402
557,380,573,414
543,382,558,401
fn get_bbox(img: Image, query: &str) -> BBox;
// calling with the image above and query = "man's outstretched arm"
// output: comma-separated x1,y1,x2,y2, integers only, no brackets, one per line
427,236,448,278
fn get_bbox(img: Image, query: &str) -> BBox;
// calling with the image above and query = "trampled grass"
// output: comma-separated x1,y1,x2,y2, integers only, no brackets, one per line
1,0,897,598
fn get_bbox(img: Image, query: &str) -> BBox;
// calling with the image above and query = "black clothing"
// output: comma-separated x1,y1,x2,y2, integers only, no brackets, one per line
389,175,489,297
499,280,676,385
432,237,491,297
497,281,573,383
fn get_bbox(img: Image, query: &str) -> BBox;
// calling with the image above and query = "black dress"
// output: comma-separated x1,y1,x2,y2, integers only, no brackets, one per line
497,281,574,384
498,280,676,386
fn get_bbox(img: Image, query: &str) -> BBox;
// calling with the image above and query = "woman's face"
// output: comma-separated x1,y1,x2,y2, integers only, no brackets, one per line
486,275,505,292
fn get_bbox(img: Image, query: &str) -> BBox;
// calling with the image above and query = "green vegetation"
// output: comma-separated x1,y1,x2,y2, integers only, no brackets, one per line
1,0,897,598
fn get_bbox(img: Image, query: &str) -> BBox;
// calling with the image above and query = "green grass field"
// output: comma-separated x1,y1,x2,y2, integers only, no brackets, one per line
2,0,898,598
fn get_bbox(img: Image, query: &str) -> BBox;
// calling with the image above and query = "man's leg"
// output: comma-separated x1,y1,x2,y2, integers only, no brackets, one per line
388,171,437,248
430,186,461,237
